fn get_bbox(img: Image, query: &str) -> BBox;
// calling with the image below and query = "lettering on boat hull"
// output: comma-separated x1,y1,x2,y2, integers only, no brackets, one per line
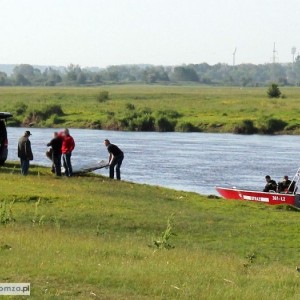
242,195,269,202
272,195,286,202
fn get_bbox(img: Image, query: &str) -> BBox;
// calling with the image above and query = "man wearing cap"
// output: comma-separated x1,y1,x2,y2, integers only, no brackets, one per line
18,131,33,175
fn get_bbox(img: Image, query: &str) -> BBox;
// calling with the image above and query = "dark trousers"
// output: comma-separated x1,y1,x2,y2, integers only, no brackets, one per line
20,159,30,175
63,153,73,176
52,154,62,176
109,155,124,180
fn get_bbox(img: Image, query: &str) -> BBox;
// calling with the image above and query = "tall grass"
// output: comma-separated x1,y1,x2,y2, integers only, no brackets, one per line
1,162,300,298
1,85,300,133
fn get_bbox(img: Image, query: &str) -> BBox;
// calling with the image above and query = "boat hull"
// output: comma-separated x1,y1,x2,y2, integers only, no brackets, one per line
215,186,298,206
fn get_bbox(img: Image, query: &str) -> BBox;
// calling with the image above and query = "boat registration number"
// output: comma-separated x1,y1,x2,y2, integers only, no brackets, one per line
272,195,286,202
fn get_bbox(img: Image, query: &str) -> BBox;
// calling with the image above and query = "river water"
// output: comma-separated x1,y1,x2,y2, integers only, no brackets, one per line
6,128,300,195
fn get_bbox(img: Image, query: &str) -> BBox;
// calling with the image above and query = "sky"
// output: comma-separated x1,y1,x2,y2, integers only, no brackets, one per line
1,0,300,67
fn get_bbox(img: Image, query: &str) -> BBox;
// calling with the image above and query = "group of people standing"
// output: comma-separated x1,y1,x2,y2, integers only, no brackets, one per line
46,129,75,176
17,129,124,180
17,129,75,176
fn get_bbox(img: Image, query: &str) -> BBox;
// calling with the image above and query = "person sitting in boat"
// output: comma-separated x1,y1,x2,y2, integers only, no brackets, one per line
278,175,291,193
263,175,277,192
278,175,296,193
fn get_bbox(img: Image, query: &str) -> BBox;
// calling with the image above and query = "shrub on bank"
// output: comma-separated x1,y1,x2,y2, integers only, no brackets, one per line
155,116,176,132
114,108,156,131
176,121,200,132
105,107,181,132
257,117,287,134
23,104,64,126
233,119,257,134
154,110,180,132
135,115,155,131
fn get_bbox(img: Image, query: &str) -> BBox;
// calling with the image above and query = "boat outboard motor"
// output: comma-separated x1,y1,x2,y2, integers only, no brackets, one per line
294,194,300,208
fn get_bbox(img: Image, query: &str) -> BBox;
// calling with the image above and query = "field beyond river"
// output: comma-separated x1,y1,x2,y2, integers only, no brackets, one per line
1,162,300,299
2,85,300,134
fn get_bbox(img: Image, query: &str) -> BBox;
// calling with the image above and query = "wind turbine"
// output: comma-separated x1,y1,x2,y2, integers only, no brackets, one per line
232,48,237,67
291,47,297,68
272,42,278,64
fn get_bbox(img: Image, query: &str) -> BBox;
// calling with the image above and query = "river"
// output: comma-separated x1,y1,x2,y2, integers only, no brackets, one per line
6,128,300,195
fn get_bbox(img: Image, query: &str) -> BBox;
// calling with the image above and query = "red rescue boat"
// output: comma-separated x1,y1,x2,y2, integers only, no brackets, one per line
216,169,300,207
215,186,299,206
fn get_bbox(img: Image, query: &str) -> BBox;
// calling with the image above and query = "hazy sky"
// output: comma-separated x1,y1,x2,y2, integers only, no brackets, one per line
1,0,300,67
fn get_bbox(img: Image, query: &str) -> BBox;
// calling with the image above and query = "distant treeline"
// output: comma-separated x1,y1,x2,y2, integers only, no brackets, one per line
1,59,300,86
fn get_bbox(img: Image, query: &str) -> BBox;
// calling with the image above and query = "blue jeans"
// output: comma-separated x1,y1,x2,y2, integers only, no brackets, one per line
109,154,124,180
20,159,30,175
62,153,72,176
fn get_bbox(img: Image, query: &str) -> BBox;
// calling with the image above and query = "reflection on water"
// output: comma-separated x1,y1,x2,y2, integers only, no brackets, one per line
7,127,300,195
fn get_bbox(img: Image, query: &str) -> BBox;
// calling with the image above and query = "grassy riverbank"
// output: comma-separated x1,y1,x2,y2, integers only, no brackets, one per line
1,162,300,299
1,85,300,134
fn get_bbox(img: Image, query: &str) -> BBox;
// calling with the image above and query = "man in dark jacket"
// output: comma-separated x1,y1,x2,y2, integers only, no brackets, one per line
263,175,277,192
18,131,33,175
278,175,295,193
47,132,62,176
104,139,124,180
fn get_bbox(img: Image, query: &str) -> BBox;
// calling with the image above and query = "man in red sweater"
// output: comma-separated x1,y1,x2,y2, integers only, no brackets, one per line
61,128,75,176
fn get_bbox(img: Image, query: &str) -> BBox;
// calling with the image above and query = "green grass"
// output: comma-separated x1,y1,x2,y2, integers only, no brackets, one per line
1,162,300,299
2,85,300,133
